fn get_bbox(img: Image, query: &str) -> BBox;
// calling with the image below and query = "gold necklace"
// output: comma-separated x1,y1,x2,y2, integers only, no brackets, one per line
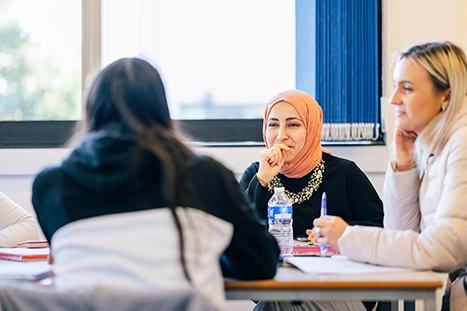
268,159,325,204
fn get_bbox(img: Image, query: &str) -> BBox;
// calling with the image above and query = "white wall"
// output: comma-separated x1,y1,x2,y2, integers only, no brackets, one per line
383,0,467,147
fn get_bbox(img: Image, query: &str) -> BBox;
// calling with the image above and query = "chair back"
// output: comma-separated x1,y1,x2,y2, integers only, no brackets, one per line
0,284,219,311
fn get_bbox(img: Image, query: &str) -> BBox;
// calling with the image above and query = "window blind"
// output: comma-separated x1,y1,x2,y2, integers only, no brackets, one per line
314,0,381,141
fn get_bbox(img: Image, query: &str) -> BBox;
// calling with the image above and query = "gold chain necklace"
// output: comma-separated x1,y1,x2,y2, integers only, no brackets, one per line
268,159,325,204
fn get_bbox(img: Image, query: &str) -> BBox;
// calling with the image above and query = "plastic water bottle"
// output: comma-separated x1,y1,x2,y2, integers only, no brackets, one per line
268,187,293,257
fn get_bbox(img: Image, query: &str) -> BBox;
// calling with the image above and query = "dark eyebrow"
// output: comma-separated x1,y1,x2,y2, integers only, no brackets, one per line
286,117,303,122
268,117,303,122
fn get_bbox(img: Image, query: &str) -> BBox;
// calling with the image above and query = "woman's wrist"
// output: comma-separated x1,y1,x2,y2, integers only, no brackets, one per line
256,174,270,188
391,160,416,172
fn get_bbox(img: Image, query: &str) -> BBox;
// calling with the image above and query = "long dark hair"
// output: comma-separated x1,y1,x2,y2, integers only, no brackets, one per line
80,57,195,282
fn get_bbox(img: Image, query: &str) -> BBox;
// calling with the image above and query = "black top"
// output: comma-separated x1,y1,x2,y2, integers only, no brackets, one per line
240,152,384,238
32,125,279,280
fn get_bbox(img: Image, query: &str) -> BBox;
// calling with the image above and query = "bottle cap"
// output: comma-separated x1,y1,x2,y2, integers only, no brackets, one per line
274,187,285,193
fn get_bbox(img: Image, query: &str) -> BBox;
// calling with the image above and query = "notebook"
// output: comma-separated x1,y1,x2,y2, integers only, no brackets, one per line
0,248,49,262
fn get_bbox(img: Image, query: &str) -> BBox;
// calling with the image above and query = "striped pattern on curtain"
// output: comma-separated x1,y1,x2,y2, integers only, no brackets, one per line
315,0,380,141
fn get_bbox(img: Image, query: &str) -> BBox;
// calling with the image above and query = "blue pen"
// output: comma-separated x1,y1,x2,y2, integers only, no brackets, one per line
320,192,328,256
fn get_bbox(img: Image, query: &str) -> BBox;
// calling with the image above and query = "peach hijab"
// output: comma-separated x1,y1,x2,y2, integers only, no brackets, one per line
263,90,323,179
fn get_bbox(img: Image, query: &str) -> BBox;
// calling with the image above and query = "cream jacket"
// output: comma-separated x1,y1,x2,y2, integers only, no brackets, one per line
338,116,467,273
0,191,40,247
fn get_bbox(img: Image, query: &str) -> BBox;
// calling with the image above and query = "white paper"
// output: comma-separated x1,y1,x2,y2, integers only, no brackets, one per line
284,255,416,274
0,248,49,256
0,261,53,280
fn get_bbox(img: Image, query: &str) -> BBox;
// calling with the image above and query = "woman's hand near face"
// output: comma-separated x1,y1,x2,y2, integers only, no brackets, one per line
312,216,349,249
257,143,290,183
393,128,417,171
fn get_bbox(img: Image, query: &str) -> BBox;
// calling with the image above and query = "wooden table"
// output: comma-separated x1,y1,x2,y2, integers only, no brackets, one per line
225,265,447,311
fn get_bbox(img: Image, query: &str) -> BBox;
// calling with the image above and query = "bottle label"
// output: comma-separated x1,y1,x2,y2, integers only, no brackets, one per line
268,206,292,220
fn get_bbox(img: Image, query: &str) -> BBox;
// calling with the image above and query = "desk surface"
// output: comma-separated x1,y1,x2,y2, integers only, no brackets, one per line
225,265,447,311
225,265,445,290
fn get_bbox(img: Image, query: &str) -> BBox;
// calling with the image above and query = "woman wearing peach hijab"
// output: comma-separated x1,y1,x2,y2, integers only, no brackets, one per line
240,90,384,311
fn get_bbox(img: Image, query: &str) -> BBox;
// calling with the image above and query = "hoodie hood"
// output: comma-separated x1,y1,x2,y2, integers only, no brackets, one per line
62,124,160,195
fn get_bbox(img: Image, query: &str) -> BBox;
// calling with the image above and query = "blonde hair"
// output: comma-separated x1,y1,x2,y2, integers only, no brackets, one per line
397,42,467,177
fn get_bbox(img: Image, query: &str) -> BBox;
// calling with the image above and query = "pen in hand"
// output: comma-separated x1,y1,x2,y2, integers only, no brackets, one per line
320,192,328,256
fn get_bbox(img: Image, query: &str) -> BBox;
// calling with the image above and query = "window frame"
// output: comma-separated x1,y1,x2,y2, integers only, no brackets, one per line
0,0,384,148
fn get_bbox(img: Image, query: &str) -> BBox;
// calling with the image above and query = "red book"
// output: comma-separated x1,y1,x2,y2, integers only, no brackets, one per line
0,248,49,262
293,245,339,257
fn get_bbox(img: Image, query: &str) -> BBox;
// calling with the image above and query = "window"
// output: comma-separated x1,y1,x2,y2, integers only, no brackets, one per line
102,0,295,120
0,0,382,147
0,0,81,121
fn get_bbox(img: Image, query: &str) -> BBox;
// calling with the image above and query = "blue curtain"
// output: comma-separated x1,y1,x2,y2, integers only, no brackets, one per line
298,0,380,141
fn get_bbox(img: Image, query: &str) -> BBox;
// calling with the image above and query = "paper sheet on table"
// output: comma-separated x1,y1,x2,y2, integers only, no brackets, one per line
284,255,415,274
0,260,53,280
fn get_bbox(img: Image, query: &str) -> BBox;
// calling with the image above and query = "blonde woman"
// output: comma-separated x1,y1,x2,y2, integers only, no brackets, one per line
315,41,467,310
